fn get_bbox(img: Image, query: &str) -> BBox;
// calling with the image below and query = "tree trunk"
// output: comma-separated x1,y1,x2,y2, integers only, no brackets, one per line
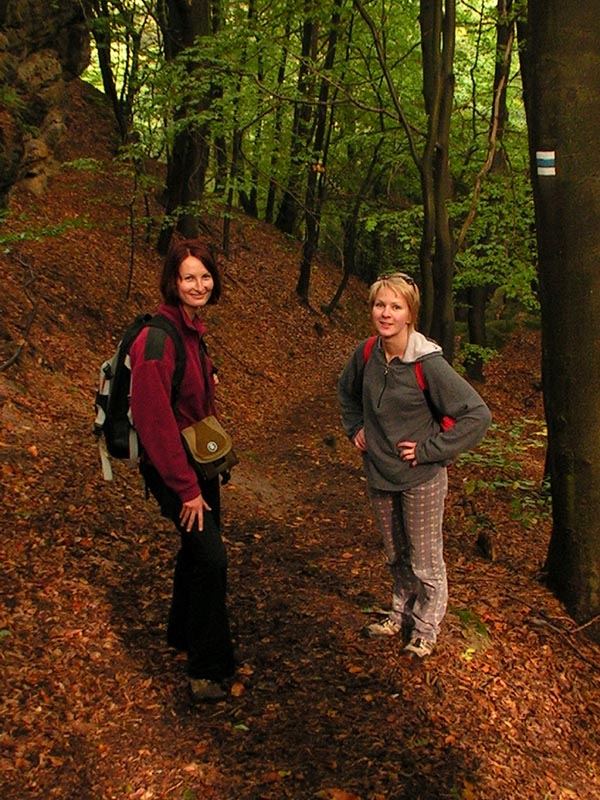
297,0,342,303
464,0,515,381
87,0,143,142
326,137,383,314
157,0,213,254
465,284,488,381
265,25,290,224
351,0,456,355
524,0,600,634
490,0,512,173
88,0,127,141
275,12,317,237
419,0,456,360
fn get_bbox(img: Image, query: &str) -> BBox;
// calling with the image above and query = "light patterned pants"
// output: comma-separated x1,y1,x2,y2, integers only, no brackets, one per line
369,469,448,643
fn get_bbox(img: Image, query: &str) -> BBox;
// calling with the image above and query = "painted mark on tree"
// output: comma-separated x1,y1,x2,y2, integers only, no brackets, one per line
536,150,556,176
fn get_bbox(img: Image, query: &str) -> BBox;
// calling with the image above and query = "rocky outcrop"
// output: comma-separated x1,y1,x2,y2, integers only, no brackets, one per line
0,0,91,203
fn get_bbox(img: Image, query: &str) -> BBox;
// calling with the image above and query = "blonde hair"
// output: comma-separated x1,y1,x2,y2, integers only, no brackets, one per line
369,272,420,332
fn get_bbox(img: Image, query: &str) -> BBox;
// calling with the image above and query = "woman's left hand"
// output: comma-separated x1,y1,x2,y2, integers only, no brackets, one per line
397,440,418,466
180,493,211,532
353,427,367,452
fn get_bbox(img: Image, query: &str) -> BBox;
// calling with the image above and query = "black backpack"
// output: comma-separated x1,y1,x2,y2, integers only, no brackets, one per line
94,313,186,480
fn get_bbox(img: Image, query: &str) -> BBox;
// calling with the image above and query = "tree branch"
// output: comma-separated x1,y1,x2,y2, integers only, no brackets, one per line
456,25,515,252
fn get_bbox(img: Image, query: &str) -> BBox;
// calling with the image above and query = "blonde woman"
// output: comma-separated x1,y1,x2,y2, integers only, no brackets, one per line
337,273,491,658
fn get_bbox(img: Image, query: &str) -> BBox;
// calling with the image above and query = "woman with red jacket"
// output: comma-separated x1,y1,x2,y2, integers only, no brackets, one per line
129,237,235,704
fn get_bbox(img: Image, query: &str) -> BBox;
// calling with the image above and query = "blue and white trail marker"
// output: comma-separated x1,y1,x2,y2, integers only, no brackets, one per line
536,150,556,176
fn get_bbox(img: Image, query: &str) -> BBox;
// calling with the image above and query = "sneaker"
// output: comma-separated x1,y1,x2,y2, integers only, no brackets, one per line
403,637,435,659
189,678,227,704
364,617,403,638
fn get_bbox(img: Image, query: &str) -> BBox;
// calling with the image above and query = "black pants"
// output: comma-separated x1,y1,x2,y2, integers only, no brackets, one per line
141,463,235,682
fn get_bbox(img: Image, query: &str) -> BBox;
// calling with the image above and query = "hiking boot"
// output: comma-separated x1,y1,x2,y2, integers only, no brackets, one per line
364,617,403,638
403,637,435,659
189,678,227,704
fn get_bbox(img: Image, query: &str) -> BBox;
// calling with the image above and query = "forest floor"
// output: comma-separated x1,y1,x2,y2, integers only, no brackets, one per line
1,79,600,800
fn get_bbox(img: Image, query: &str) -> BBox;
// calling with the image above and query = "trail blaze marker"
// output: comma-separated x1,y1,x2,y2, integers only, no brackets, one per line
536,150,556,176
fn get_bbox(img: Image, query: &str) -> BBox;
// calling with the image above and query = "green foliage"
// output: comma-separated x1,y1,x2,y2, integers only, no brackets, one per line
80,0,537,335
459,420,551,528
0,216,92,246
452,606,490,639
457,342,497,371
63,158,104,172
361,205,422,274
452,175,538,313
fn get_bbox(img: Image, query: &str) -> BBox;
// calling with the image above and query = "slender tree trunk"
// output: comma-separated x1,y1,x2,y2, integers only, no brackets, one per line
87,0,143,142
351,0,456,356
326,140,383,315
524,0,600,634
222,0,256,257
490,0,512,172
275,10,317,236
222,129,241,258
88,0,127,141
297,0,342,302
265,26,289,224
464,0,515,381
237,0,260,219
419,0,456,360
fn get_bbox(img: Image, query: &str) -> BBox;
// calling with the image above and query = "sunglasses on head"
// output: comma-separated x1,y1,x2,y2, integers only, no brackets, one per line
377,271,416,285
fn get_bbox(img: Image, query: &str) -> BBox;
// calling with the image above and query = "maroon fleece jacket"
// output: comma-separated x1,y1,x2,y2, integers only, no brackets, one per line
129,302,216,503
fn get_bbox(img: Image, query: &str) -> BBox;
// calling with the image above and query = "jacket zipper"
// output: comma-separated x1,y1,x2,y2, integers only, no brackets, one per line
376,364,389,408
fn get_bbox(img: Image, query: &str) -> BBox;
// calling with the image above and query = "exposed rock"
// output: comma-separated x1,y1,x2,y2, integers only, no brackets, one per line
0,0,91,205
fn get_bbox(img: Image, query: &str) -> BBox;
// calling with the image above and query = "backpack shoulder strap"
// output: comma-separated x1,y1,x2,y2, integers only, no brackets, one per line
415,360,455,431
146,314,186,393
363,335,378,364
118,313,153,363
414,360,426,390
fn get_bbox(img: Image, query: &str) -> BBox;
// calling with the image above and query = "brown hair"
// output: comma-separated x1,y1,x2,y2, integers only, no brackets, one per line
159,237,222,305
369,272,420,332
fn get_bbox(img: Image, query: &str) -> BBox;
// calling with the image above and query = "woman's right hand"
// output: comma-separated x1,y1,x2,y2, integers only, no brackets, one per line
180,493,211,532
353,427,367,452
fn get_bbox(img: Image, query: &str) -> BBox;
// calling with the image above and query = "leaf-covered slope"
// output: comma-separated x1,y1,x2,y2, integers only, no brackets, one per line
1,78,599,800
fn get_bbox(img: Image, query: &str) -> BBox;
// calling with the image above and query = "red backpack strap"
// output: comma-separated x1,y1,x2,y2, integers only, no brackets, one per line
363,335,377,364
415,361,455,431
414,360,426,390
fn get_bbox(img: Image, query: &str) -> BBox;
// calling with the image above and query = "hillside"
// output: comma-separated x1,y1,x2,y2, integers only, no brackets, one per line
1,79,599,800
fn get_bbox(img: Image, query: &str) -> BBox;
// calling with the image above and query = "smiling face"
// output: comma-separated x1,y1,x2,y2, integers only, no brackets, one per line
177,255,214,318
371,286,413,344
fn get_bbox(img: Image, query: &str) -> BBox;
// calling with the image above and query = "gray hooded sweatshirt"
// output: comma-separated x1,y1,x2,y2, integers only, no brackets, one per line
337,331,492,492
